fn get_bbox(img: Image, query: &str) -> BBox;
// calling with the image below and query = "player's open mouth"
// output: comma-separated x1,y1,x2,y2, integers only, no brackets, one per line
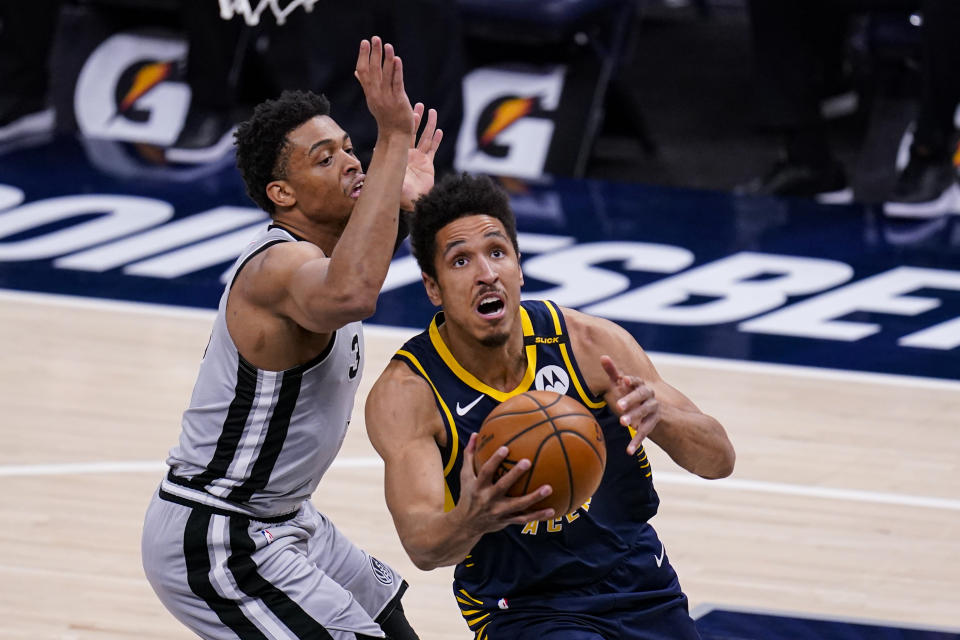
349,177,365,199
476,293,505,318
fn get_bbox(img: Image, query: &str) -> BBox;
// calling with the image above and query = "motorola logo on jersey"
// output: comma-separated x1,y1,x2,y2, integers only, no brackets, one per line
74,32,190,145
454,66,565,180
535,365,570,395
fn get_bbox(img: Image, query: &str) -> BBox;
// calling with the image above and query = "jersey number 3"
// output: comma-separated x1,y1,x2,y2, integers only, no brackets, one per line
348,334,360,379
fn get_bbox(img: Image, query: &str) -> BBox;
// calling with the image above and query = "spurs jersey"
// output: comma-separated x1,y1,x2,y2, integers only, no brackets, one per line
395,300,685,633
162,225,364,519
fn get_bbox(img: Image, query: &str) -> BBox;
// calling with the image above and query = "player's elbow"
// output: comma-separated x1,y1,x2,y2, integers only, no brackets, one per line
403,542,443,571
700,443,735,479
313,290,377,324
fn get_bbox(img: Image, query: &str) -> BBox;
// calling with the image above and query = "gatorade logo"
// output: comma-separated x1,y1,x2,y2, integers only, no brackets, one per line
75,32,191,145
455,66,565,179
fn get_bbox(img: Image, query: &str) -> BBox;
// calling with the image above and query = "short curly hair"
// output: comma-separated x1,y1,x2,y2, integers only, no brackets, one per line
234,90,331,215
411,173,519,280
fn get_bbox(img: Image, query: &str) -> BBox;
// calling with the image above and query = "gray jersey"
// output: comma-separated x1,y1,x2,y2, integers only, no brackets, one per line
163,225,363,518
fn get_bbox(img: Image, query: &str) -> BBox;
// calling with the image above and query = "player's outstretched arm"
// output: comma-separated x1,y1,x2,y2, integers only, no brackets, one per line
565,308,735,479
366,361,554,571
252,37,415,335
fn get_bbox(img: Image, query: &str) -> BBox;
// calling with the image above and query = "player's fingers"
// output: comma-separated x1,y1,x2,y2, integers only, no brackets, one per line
507,507,555,527
355,39,370,80
619,395,657,428
411,104,423,146
426,128,443,160
370,36,383,80
491,457,532,494
626,431,644,456
461,433,478,476
417,108,438,152
615,383,653,413
600,355,622,386
475,445,510,484
392,56,405,97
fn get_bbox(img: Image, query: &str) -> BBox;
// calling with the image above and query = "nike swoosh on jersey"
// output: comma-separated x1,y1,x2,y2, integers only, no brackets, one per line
456,394,485,416
654,542,665,568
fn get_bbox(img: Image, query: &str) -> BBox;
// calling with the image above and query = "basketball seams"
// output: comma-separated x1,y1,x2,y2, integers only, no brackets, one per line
475,390,606,517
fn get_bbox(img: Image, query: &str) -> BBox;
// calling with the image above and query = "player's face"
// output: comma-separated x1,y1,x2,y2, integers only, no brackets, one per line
424,215,523,348
277,115,364,222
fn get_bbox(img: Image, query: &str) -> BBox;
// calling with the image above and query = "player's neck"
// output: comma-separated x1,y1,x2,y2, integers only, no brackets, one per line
439,321,527,392
270,214,343,256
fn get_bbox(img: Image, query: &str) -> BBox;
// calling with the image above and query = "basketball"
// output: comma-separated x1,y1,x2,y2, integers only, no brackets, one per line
473,390,606,517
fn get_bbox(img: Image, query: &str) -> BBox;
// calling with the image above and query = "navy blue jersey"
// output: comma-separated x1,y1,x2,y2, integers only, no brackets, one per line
394,301,688,635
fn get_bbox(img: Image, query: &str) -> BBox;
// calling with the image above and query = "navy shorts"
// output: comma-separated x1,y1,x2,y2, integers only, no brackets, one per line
480,593,700,639
465,555,701,640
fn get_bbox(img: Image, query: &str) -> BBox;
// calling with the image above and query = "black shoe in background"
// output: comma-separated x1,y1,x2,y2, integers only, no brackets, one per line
883,148,958,219
736,158,852,204
165,107,236,165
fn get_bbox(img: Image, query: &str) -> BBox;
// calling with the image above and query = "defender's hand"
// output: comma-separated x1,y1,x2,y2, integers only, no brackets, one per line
601,355,661,455
401,104,443,211
354,36,415,137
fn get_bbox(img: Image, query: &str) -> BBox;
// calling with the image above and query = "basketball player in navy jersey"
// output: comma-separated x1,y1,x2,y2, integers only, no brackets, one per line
365,173,735,639
141,37,441,640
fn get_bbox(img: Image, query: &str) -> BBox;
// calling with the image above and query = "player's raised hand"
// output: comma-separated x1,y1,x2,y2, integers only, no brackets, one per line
354,36,414,137
600,355,661,455
457,433,554,533
401,103,443,210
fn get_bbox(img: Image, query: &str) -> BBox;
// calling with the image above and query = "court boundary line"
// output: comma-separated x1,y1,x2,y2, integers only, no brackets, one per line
3,288,959,391
691,603,960,633
1,458,957,512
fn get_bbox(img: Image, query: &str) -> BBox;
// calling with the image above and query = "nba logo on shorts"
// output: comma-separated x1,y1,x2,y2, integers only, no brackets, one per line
370,556,393,585
260,529,274,544
535,365,569,395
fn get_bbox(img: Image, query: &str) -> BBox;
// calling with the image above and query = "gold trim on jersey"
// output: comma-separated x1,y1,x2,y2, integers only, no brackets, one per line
395,350,460,504
429,307,537,402
542,300,606,410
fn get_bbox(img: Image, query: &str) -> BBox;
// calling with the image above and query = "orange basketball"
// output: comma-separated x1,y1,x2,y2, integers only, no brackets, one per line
473,390,606,517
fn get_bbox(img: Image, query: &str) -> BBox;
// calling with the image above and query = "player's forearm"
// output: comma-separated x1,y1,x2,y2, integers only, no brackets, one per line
397,508,484,571
325,132,409,303
650,406,735,479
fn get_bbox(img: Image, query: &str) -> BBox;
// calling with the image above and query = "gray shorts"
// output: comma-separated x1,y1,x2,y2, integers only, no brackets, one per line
142,489,406,640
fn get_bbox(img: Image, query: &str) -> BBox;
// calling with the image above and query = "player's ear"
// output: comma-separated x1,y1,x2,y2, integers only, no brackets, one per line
422,272,442,306
266,180,296,209
518,255,524,287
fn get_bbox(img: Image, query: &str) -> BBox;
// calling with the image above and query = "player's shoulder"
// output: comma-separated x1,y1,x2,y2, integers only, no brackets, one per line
234,240,326,299
370,358,433,404
560,306,631,349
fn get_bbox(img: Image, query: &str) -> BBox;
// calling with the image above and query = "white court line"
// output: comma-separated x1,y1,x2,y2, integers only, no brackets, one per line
1,458,957,512
4,287,960,391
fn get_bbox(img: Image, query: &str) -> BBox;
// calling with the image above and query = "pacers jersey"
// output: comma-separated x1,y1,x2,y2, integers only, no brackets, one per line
394,300,679,629
162,225,364,520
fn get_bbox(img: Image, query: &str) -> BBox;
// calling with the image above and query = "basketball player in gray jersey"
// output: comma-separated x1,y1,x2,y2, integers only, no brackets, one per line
141,37,441,640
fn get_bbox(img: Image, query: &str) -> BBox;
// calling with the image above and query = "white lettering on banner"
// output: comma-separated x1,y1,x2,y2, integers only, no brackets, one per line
124,224,265,280
55,207,267,272
75,33,190,145
455,66,565,179
584,252,854,325
899,317,960,350
742,267,960,348
0,185,24,212
521,242,694,307
0,195,173,261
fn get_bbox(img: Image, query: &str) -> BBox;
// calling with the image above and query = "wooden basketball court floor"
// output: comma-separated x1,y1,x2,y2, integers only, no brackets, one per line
1,288,957,638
